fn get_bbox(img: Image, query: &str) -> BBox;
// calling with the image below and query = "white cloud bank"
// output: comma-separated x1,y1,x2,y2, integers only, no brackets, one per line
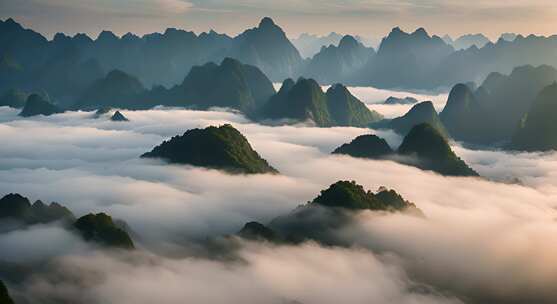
1,103,557,303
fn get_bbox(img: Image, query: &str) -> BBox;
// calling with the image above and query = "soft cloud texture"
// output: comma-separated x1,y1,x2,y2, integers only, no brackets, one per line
17,243,461,304
2,90,557,303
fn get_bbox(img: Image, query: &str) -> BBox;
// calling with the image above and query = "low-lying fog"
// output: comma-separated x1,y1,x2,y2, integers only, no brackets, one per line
1,88,557,303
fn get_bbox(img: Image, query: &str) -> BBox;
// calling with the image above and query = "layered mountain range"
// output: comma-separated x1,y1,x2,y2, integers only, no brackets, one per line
5,16,557,151
258,79,382,127
0,193,134,249
5,16,557,102
440,65,557,145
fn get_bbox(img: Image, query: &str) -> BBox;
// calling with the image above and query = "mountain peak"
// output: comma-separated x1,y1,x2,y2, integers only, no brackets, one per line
259,17,276,28
74,213,135,249
378,101,448,137
332,134,394,159
391,27,404,34
110,111,129,121
338,35,358,48
398,123,478,176
312,180,417,211
142,124,278,174
413,27,429,37
97,30,118,41
53,32,69,41
328,83,349,93
410,100,436,114
3,18,22,30
19,94,63,117
279,78,295,93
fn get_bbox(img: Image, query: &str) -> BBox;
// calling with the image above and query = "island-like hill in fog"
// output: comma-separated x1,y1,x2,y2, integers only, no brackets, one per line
237,180,421,244
142,124,278,174
334,123,478,177
0,193,134,249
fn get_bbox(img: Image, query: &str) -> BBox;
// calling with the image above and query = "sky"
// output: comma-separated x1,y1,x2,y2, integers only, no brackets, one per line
1,0,557,40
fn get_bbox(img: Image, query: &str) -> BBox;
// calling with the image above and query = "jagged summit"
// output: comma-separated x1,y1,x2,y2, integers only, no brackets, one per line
312,180,418,211
0,193,75,225
413,27,429,37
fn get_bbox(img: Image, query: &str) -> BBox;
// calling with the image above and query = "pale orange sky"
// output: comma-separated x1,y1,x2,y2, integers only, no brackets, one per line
2,0,557,40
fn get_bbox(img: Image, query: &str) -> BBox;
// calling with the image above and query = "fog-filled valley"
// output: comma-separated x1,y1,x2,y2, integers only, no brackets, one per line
2,95,557,303
3,4,557,304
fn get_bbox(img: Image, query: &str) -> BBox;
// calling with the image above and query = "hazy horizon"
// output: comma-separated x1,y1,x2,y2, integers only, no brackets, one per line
2,0,557,41
4,2,557,303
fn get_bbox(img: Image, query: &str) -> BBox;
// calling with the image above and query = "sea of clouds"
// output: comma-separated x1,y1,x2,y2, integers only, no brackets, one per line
1,86,557,303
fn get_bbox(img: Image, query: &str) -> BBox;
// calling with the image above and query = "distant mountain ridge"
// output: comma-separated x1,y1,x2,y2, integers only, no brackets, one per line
448,34,491,50
372,101,447,137
304,35,374,84
511,82,557,151
0,17,299,100
5,17,557,98
258,78,382,127
440,65,557,144
292,32,373,58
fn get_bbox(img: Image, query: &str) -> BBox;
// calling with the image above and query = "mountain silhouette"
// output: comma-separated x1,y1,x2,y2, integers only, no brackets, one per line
110,110,129,121
305,35,374,84
259,79,381,127
165,57,275,113
398,123,478,176
142,124,278,174
332,134,393,158
229,17,303,81
333,124,477,176
0,193,75,226
75,69,145,110
74,213,135,249
440,65,557,144
19,93,63,117
511,82,557,151
372,101,447,137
